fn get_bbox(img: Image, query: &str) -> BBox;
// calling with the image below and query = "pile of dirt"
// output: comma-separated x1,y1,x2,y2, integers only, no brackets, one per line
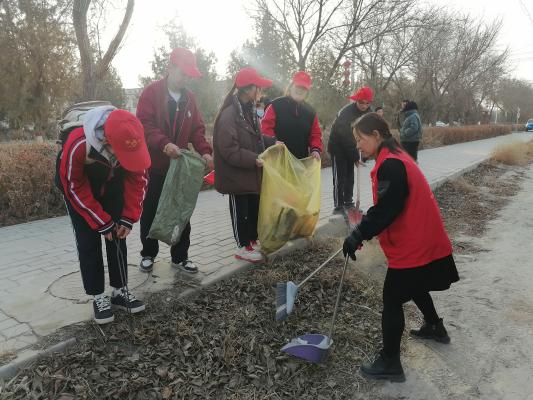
434,162,525,253
0,242,384,400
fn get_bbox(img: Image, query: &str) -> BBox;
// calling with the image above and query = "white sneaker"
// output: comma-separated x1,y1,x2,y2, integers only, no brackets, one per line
235,245,263,263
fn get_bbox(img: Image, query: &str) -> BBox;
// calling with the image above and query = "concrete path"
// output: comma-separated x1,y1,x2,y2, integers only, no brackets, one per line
0,132,530,361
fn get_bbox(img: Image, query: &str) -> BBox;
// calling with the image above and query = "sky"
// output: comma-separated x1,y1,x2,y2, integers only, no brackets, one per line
109,0,533,88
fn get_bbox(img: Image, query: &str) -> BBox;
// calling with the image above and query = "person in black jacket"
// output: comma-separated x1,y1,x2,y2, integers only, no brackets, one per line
261,71,323,159
328,86,373,213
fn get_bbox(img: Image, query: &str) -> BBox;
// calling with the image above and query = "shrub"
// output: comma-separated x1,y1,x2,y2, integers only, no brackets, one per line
0,141,65,227
421,125,513,148
491,141,533,165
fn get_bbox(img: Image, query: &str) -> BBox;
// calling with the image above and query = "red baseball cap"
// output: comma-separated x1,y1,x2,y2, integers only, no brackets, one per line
349,86,374,102
292,71,312,90
104,110,151,172
235,67,272,88
169,48,202,78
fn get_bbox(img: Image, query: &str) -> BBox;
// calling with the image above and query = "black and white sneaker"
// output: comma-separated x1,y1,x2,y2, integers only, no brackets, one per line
172,259,198,274
139,256,154,273
93,296,114,325
111,290,146,313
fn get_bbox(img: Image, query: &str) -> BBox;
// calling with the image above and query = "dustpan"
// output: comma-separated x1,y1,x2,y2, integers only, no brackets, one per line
281,254,350,363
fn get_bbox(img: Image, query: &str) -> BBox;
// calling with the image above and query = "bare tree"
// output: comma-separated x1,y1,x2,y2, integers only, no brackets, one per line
519,0,533,26
254,0,421,83
353,7,442,98
254,0,345,71
410,14,507,123
72,0,134,100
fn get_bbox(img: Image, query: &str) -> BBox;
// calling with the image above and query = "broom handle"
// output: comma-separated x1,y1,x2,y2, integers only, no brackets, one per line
327,254,350,344
356,152,361,209
298,248,343,288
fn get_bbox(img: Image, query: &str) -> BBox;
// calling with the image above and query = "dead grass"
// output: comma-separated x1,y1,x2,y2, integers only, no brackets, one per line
421,124,514,149
0,141,65,227
491,141,533,166
0,241,385,399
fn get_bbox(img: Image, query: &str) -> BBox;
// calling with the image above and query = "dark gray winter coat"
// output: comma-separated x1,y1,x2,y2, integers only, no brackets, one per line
400,109,423,142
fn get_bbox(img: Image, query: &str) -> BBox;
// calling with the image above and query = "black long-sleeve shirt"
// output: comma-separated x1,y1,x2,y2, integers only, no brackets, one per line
358,158,409,240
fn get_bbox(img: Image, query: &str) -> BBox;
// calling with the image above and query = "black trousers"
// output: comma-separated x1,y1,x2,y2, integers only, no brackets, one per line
382,270,440,357
140,173,191,263
229,194,259,248
65,199,127,296
401,141,419,161
330,147,359,208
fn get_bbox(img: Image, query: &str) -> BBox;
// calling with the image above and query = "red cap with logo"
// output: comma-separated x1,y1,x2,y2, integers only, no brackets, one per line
104,110,151,173
235,67,272,89
169,48,202,78
292,71,312,90
349,86,374,102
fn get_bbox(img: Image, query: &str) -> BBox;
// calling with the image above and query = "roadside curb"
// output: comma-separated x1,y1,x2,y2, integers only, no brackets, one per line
0,338,76,379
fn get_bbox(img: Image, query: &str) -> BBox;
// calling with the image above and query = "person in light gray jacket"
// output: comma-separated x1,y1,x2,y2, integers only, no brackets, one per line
400,101,423,161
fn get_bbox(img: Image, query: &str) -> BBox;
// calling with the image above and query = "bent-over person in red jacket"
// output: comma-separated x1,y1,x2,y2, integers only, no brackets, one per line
343,113,459,382
136,47,213,274
56,107,150,325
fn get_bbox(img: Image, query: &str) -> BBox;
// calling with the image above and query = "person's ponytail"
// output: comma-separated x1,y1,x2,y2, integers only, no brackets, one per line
214,83,237,130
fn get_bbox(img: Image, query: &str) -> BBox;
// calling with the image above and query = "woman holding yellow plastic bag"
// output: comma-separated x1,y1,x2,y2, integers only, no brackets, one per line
261,71,323,160
213,68,276,263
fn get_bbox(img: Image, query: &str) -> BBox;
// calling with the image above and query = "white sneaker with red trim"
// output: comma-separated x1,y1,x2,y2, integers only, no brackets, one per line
235,245,263,263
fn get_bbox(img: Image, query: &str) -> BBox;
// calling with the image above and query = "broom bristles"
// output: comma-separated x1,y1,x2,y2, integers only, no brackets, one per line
275,282,288,321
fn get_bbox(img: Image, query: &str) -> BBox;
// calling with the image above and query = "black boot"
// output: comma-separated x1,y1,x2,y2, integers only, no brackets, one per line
410,318,450,344
360,350,406,382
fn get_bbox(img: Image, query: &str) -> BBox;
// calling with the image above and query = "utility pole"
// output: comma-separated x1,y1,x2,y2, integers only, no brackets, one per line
351,0,357,92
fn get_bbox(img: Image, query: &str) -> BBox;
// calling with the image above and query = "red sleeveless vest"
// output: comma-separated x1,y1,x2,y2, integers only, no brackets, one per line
371,148,452,269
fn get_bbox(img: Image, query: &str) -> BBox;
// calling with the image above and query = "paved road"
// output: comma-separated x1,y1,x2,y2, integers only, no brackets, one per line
0,132,530,359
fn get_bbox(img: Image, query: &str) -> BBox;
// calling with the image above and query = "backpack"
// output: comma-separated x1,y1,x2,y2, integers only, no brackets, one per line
54,100,112,191
57,100,112,146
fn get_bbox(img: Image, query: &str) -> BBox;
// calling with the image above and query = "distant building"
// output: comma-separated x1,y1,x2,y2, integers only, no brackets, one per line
123,88,142,114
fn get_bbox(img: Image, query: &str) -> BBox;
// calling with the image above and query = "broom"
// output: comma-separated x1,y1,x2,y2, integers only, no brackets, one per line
275,248,342,321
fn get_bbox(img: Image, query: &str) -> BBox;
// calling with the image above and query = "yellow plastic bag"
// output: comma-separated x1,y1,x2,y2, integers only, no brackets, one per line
258,144,321,254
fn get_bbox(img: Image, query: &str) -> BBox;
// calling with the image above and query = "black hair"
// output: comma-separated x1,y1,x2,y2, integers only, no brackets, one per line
375,106,383,111
214,83,256,129
352,112,401,154
403,101,418,111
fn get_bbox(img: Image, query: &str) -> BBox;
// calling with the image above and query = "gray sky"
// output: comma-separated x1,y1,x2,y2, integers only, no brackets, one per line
111,0,533,88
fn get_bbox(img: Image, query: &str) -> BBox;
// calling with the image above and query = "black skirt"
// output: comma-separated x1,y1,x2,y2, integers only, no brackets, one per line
385,254,459,295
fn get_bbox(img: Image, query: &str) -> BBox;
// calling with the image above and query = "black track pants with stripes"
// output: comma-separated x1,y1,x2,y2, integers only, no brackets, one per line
65,198,128,296
330,148,358,208
229,194,259,248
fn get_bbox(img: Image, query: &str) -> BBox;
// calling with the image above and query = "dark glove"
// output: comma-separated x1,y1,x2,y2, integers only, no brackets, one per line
343,227,363,260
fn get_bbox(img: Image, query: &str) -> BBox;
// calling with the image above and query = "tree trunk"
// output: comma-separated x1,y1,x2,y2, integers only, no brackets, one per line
73,0,134,101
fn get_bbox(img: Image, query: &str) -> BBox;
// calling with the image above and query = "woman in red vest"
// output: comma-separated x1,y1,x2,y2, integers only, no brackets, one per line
343,112,459,382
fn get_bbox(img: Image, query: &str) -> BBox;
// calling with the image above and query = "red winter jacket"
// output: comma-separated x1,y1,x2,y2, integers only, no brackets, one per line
136,78,212,175
371,148,452,268
58,128,148,234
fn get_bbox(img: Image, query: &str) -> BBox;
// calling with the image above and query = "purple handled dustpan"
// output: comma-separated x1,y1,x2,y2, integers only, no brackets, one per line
281,334,332,363
281,255,350,364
